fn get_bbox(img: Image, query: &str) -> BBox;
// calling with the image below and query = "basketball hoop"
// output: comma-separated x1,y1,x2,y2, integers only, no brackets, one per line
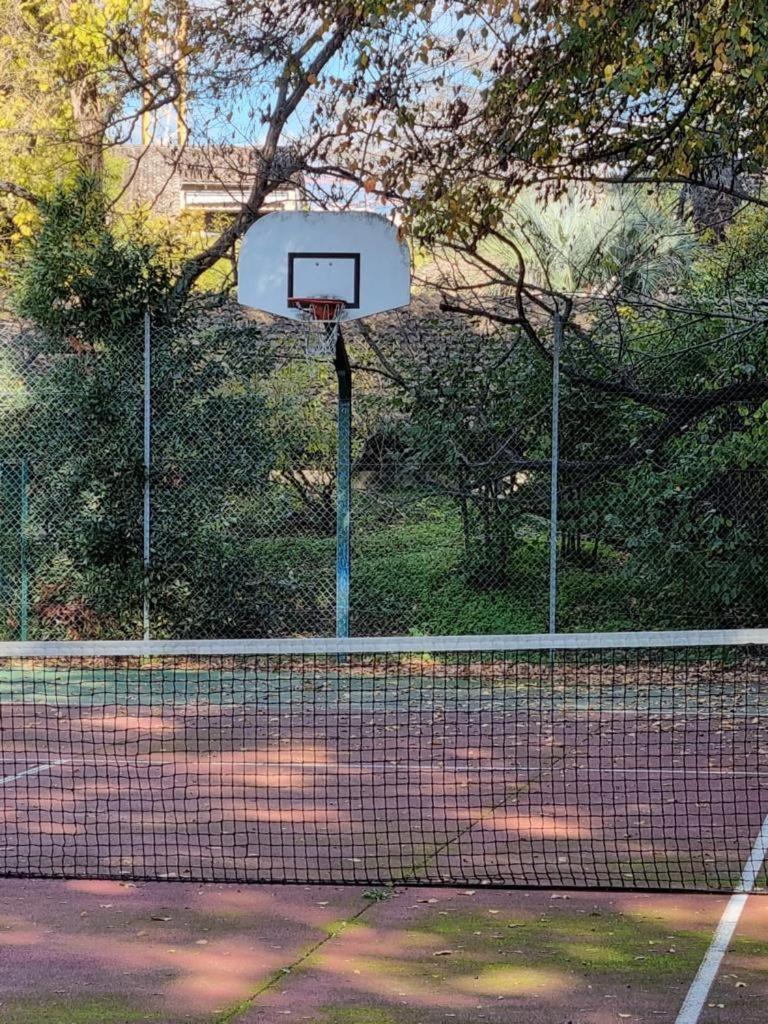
288,297,346,358
238,213,411,642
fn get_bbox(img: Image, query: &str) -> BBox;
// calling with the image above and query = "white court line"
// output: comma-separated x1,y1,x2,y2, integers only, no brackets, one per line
0,759,69,785
675,812,768,1024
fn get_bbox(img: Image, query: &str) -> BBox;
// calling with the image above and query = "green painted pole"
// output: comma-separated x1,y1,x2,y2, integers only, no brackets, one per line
0,464,4,622
143,311,151,640
334,327,351,639
20,458,29,641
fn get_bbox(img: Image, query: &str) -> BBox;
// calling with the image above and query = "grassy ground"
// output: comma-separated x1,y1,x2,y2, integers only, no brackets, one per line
248,497,651,637
7,493,672,641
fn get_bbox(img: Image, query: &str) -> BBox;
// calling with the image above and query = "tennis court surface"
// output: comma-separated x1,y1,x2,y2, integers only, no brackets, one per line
1,630,767,893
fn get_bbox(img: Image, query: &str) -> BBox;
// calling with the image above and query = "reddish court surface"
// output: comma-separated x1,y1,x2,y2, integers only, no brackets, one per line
1,877,767,1023
1,699,766,891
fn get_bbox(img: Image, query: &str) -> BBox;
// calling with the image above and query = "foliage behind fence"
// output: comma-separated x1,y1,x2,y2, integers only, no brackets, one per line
0,303,765,640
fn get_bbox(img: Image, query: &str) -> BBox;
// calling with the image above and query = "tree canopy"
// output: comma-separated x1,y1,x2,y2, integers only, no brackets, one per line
374,3,768,239
0,1,449,296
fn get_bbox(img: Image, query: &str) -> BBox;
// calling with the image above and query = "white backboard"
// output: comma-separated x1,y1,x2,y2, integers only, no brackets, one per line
237,211,410,321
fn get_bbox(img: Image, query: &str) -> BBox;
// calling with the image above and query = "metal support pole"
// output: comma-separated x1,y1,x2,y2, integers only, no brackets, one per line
143,311,152,641
334,326,352,639
548,310,562,637
20,458,29,641
548,307,565,634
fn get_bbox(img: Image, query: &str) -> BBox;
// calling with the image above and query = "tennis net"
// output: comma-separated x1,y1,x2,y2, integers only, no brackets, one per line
1,630,767,893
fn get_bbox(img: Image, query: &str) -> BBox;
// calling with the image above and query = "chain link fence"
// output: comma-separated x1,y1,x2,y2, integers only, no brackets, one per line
0,302,765,640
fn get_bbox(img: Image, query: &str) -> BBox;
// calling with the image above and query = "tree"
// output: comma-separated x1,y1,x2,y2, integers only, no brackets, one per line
1,1,451,299
483,187,696,296
0,0,66,252
430,194,768,624
5,179,294,637
435,192,768,475
368,2,768,234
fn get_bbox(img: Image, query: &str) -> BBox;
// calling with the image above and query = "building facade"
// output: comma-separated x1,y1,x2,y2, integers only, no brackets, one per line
117,144,303,222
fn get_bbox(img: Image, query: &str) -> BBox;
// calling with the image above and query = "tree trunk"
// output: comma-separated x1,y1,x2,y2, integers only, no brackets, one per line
70,75,105,182
57,0,105,183
681,158,743,241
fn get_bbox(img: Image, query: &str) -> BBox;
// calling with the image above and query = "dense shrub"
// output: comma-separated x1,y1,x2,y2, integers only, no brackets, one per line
3,181,767,637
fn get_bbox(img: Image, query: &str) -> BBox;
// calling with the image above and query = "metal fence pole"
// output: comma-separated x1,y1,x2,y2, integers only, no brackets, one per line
143,311,151,641
548,310,562,636
20,457,29,641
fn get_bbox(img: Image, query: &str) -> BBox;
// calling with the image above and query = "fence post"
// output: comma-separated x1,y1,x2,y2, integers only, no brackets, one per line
20,457,29,641
143,310,151,641
548,309,562,636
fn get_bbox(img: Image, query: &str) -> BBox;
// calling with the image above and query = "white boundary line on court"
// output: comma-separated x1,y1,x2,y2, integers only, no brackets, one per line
0,759,69,786
0,627,767,657
675,812,768,1024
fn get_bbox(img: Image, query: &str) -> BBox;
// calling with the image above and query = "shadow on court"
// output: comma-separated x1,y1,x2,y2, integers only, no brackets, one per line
1,878,767,1023
2,651,767,1019
2,697,765,892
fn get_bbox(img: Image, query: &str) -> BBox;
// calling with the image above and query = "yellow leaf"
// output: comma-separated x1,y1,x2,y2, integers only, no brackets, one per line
604,63,615,83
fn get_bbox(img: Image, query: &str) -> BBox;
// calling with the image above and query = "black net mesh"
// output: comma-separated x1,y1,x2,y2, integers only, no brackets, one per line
1,633,766,893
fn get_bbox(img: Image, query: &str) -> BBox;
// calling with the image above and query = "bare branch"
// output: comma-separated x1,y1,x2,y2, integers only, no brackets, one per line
0,181,40,206
171,23,351,303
